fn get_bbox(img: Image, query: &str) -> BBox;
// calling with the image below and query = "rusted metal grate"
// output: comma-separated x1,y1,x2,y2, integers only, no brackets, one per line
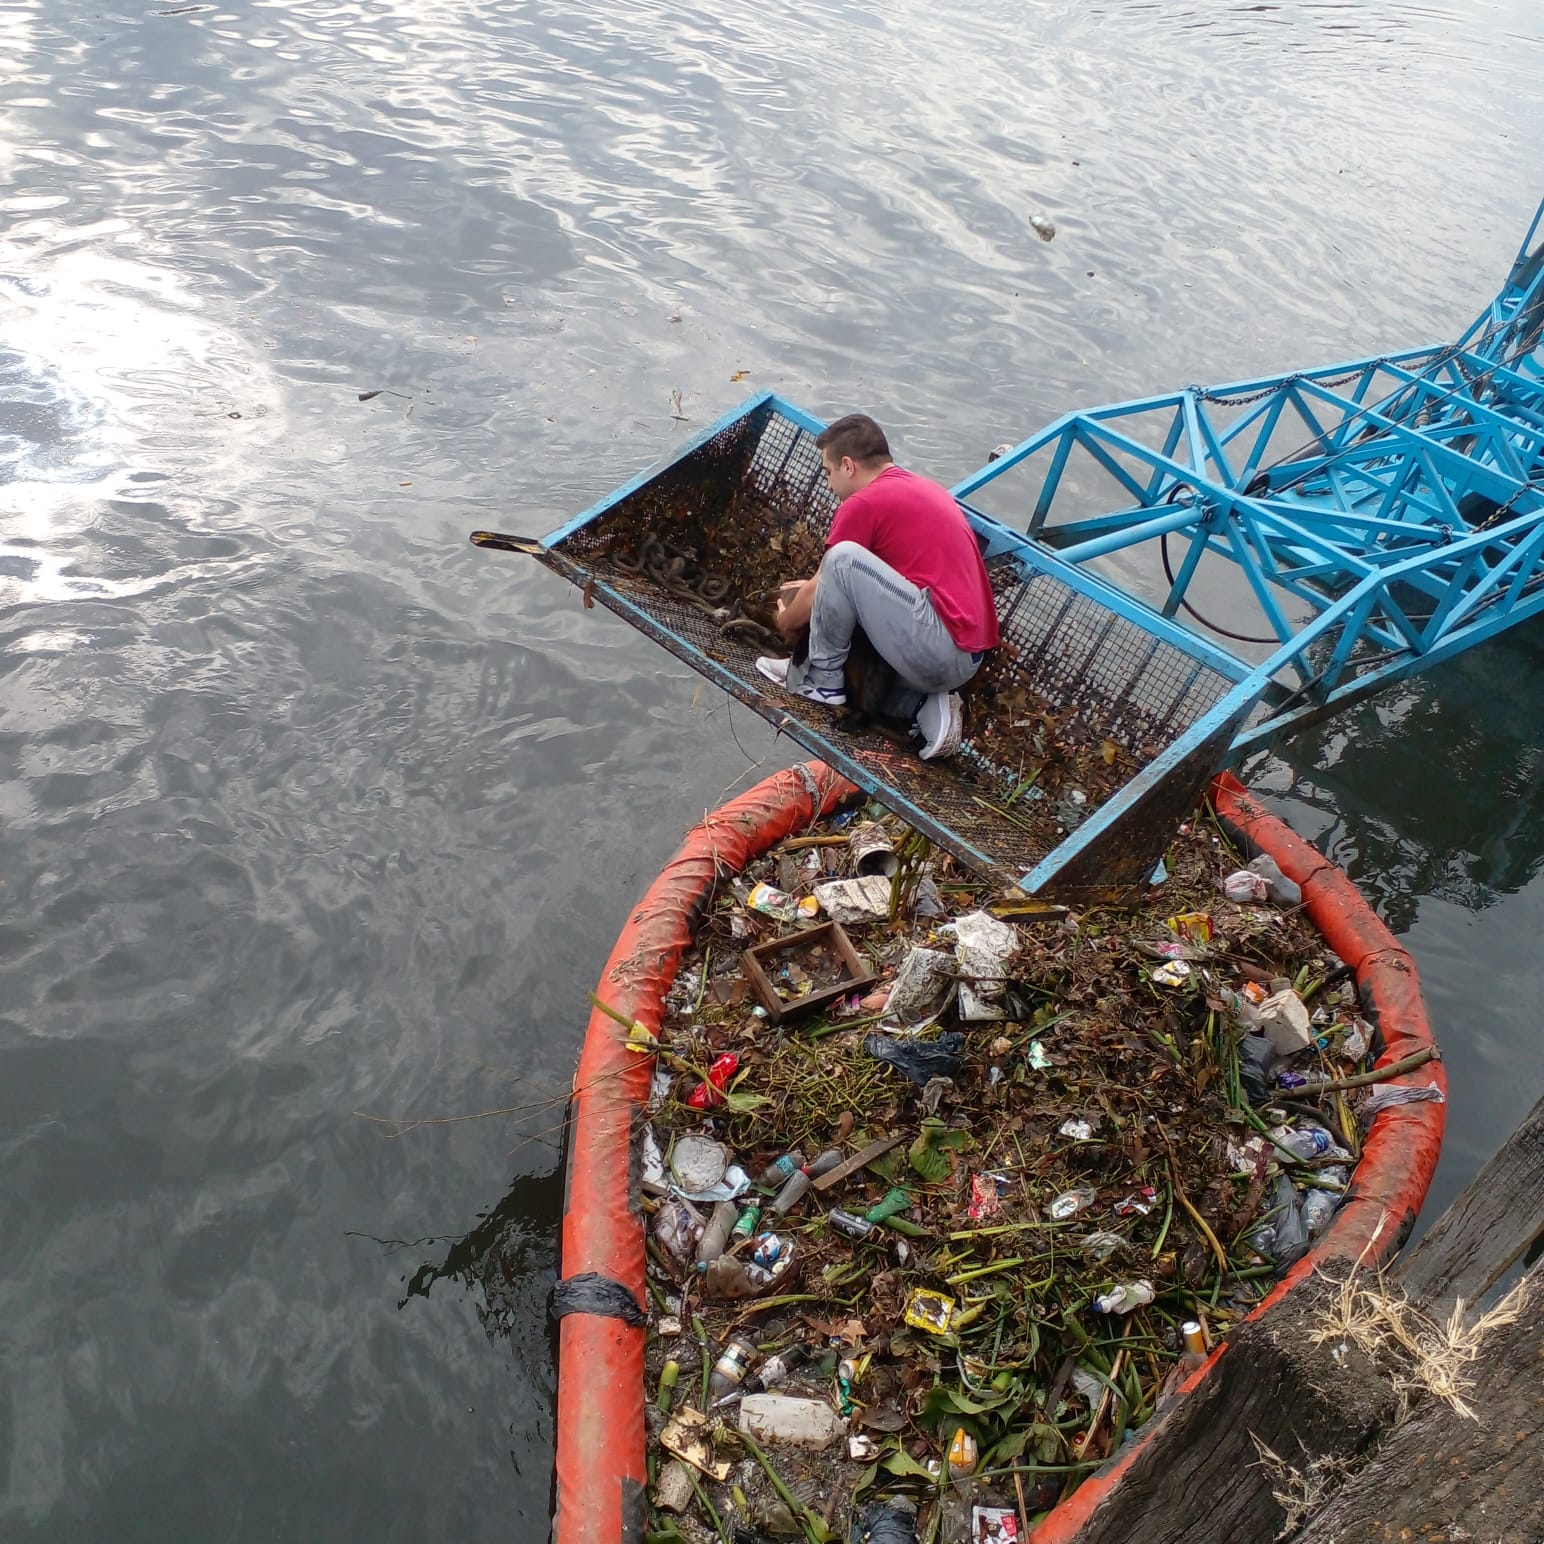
546,401,1239,891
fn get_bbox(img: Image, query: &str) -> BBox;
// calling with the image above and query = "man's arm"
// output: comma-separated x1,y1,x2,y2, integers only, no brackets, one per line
776,572,818,637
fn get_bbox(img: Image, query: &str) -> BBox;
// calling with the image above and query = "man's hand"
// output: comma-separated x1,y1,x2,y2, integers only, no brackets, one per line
776,573,818,637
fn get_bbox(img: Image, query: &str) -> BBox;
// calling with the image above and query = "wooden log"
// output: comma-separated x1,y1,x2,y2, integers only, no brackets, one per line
1394,1089,1544,1316
1293,1261,1544,1544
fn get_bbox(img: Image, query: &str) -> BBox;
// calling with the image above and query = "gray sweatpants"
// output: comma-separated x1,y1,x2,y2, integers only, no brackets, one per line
789,540,983,696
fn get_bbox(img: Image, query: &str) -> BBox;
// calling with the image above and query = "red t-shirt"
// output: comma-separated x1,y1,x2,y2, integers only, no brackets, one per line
826,465,1000,653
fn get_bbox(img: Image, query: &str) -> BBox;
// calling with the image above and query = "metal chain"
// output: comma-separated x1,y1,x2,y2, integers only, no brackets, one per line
1188,359,1398,409
1476,476,1544,531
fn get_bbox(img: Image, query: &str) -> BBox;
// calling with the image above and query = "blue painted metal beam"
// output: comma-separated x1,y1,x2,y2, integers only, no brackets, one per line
948,197,1544,772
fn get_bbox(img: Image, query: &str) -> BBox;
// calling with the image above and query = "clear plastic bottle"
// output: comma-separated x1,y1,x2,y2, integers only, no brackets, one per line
768,1149,843,1216
1259,1175,1309,1267
694,1199,740,1264
651,1198,703,1267
1301,1165,1348,1237
1270,1125,1332,1161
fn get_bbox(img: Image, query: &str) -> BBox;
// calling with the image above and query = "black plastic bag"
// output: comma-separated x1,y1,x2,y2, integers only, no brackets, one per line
851,1499,918,1543
1237,1031,1281,1104
864,1031,966,1086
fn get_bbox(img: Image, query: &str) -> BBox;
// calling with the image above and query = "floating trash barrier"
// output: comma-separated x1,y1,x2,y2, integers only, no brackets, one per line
549,764,1444,1544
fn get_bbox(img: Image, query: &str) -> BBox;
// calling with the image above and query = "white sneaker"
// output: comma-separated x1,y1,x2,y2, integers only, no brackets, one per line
916,692,963,760
756,656,846,708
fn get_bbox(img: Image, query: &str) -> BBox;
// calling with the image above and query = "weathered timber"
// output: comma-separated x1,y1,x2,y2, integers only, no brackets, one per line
1293,1261,1544,1544
1063,1092,1544,1544
1395,1090,1544,1315
1064,1275,1399,1544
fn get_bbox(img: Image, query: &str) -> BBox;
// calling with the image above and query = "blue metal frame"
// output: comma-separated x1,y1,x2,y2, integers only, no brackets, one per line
528,200,1544,894
953,197,1544,759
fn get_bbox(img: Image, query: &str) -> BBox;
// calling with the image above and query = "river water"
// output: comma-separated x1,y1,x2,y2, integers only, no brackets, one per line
2,1,1542,1537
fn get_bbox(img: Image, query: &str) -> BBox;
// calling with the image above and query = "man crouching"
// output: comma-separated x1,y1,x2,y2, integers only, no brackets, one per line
757,413,999,760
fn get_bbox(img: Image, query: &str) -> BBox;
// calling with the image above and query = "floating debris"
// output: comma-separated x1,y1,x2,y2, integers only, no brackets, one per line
637,801,1376,1539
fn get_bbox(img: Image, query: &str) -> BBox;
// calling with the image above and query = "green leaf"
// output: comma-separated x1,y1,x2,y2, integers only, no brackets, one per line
982,1427,1032,1468
720,1088,770,1115
878,1447,935,1480
849,1460,880,1499
918,1383,1010,1425
908,1119,969,1183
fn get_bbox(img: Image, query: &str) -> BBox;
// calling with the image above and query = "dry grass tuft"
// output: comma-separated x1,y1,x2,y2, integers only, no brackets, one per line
1250,1435,1356,1540
1311,1260,1524,1422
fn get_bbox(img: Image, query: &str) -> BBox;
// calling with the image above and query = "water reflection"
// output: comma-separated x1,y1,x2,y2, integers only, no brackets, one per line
399,1164,564,1345
1262,621,1544,932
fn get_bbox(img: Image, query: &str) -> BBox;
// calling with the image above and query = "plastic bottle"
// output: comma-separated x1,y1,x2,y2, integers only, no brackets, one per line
1258,1174,1309,1267
707,1335,759,1401
768,1149,843,1216
716,1343,809,1406
744,1343,807,1396
694,1200,739,1265
1222,986,1264,1032
757,1150,805,1190
1270,1125,1332,1161
738,1393,846,1449
651,1198,703,1267
1301,1165,1348,1238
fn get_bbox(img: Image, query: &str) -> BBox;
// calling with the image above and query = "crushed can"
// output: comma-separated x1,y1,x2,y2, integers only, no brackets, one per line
829,1209,877,1240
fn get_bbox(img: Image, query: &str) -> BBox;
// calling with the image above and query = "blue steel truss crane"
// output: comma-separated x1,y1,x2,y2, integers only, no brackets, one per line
477,197,1544,901
956,197,1544,761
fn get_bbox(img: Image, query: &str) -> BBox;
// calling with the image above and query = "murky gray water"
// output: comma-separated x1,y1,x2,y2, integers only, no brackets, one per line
2,1,1542,1537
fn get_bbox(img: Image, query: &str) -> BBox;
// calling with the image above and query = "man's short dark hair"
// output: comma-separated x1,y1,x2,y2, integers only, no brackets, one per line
816,413,891,465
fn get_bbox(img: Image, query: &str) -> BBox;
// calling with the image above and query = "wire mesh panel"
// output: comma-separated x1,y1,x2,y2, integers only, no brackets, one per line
546,400,1239,891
